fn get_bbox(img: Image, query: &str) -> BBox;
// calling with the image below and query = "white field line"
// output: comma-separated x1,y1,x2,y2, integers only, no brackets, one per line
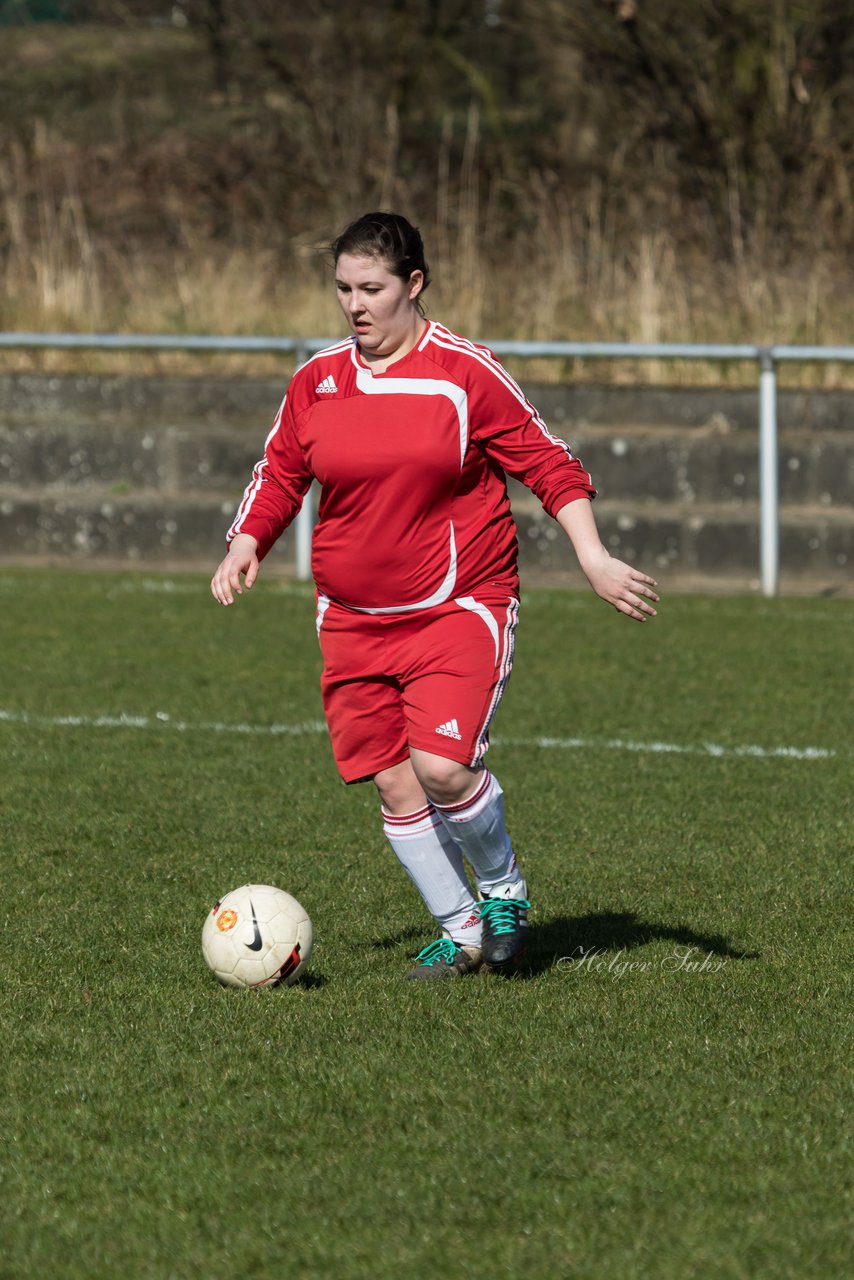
0,707,838,760
0,708,328,736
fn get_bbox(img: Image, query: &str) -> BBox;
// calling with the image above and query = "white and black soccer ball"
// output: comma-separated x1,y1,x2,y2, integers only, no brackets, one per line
201,884,313,988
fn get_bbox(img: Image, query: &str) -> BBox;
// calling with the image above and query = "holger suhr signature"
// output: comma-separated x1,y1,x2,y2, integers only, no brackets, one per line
558,945,729,978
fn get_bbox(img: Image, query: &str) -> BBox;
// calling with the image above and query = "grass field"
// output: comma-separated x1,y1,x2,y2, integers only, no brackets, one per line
1,568,851,1279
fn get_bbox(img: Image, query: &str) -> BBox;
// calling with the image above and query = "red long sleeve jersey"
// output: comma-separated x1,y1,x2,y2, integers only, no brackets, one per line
228,322,596,612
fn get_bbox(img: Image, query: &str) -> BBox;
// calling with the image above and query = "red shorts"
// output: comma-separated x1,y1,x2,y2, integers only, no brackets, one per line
316,590,520,783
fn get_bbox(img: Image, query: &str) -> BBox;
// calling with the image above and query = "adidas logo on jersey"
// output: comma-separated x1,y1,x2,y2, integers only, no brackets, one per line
435,718,462,741
315,375,338,394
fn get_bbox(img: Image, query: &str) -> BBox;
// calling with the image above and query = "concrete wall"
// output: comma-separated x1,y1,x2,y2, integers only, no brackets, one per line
1,373,851,591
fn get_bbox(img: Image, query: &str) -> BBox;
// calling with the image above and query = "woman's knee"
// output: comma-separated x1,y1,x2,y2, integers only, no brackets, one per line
410,749,478,806
373,758,426,815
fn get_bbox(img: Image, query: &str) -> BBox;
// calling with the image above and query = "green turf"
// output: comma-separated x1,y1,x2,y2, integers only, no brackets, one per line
1,569,851,1279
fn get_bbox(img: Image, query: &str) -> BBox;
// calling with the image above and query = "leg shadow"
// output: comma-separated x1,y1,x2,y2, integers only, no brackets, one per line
369,925,426,951
522,909,760,978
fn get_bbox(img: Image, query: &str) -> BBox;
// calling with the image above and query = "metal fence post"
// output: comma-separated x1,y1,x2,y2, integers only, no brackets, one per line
758,348,779,597
292,342,314,581
294,485,315,582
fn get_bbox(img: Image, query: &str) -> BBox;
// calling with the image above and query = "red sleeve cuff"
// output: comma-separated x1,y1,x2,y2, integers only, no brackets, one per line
543,483,597,520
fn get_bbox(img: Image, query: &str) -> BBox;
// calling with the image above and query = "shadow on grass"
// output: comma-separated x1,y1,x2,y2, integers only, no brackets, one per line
368,911,759,977
293,970,330,989
523,910,760,978
369,925,427,951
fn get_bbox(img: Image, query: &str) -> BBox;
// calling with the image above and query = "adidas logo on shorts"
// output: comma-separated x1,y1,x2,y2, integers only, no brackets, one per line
435,718,462,741
315,375,338,394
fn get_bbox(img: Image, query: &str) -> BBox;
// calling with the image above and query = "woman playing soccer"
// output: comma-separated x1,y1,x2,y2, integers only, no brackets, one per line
211,211,659,979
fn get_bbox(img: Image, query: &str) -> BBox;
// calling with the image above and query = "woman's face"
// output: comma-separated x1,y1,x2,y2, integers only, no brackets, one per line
335,253,424,364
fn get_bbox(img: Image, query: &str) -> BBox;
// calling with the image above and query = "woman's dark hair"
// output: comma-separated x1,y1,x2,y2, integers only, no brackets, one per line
331,212,431,311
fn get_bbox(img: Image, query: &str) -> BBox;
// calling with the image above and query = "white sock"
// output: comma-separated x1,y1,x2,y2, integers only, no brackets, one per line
433,770,526,899
382,804,482,947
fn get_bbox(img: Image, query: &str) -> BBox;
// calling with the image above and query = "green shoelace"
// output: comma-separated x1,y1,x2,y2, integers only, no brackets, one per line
478,898,531,934
413,939,461,966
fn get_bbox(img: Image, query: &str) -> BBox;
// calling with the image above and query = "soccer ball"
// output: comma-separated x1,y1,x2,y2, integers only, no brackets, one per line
201,884,313,989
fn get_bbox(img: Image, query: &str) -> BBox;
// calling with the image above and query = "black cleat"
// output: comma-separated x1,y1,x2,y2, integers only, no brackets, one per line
479,894,530,968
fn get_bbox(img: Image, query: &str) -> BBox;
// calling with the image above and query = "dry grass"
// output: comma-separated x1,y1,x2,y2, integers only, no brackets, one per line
3,214,851,389
1,24,852,387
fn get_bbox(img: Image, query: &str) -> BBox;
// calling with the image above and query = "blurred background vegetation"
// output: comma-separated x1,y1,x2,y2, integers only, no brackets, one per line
1,0,852,366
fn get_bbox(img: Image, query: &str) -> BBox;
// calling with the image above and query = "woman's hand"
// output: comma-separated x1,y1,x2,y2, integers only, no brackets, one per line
210,534,260,606
579,544,659,621
555,498,660,622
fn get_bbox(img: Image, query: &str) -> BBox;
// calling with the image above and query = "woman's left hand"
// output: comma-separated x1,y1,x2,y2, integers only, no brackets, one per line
554,499,660,622
581,546,659,621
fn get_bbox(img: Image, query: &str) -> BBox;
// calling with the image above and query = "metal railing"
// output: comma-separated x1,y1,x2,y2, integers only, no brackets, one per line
3,331,853,595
